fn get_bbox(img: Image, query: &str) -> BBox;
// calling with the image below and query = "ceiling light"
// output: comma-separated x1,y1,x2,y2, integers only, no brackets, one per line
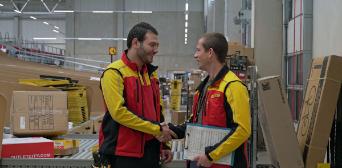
185,28,188,33
185,14,188,20
185,34,187,38
185,41,187,44
43,22,49,25
54,26,59,29
53,10,74,13
33,37,57,40
30,16,37,20
53,30,59,33
185,3,189,11
78,38,102,41
92,11,114,13
14,10,21,13
131,11,152,14
185,21,188,27
0,3,4,7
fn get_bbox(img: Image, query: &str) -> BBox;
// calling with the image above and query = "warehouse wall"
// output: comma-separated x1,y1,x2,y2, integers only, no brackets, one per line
65,0,204,72
312,0,342,58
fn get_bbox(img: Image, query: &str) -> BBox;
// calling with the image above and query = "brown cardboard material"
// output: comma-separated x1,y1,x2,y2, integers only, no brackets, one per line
297,55,342,168
0,81,58,127
171,110,186,125
11,91,68,136
257,76,304,168
0,95,6,156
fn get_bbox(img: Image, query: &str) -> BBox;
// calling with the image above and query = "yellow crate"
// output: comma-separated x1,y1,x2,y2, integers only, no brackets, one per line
19,79,70,87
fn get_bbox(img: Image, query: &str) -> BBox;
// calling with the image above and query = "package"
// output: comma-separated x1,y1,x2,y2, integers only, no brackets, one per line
53,139,80,156
0,95,5,156
297,55,342,168
11,91,68,136
0,81,58,127
1,137,54,158
257,76,304,168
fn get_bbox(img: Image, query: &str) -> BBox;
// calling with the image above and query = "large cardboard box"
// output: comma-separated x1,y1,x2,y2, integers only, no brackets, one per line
0,95,5,156
297,55,342,168
1,137,54,158
11,91,68,136
0,81,59,127
257,76,304,168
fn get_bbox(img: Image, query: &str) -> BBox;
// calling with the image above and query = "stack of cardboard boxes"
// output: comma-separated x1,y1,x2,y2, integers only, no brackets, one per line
170,80,182,111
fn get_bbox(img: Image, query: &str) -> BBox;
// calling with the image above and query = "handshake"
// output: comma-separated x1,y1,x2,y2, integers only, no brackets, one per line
155,122,178,142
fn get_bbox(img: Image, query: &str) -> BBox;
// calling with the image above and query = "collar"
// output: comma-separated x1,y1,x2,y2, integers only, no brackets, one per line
196,65,229,91
121,49,158,76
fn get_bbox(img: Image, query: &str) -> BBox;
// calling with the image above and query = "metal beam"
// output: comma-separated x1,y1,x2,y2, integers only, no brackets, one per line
20,0,30,12
41,0,51,13
51,0,62,12
11,0,20,11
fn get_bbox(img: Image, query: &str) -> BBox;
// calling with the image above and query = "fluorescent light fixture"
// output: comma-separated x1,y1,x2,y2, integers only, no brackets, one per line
30,16,37,20
53,10,74,13
53,30,59,33
185,28,188,33
54,26,59,29
0,3,4,7
14,10,21,13
185,14,188,20
185,38,187,41
78,38,102,41
185,34,187,38
33,37,57,40
131,11,152,14
185,3,189,11
43,21,49,25
92,11,114,13
185,41,187,44
185,21,188,27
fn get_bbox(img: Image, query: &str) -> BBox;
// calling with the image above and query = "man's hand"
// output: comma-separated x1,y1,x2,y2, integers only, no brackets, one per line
161,149,173,164
156,122,177,142
193,154,212,168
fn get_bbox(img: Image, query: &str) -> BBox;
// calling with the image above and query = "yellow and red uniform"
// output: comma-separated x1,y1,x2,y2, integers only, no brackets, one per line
99,50,164,157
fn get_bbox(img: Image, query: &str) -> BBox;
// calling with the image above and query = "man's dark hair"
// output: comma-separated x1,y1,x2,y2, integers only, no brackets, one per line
201,33,228,63
127,22,158,49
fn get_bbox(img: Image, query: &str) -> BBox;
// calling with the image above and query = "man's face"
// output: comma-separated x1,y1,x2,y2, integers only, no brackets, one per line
137,32,159,64
194,38,210,71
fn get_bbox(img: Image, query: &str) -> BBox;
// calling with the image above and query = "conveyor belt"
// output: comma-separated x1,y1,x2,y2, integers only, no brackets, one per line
0,134,186,168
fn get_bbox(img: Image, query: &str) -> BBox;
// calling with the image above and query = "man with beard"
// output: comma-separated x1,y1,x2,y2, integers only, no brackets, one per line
99,22,174,168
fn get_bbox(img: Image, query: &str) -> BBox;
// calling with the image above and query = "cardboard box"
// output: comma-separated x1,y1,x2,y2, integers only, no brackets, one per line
11,91,68,136
297,55,342,168
53,139,80,156
1,137,54,158
257,76,304,168
171,110,187,125
0,80,59,127
0,95,5,156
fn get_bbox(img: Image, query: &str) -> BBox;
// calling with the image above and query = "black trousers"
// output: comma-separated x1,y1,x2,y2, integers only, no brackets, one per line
103,139,161,168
